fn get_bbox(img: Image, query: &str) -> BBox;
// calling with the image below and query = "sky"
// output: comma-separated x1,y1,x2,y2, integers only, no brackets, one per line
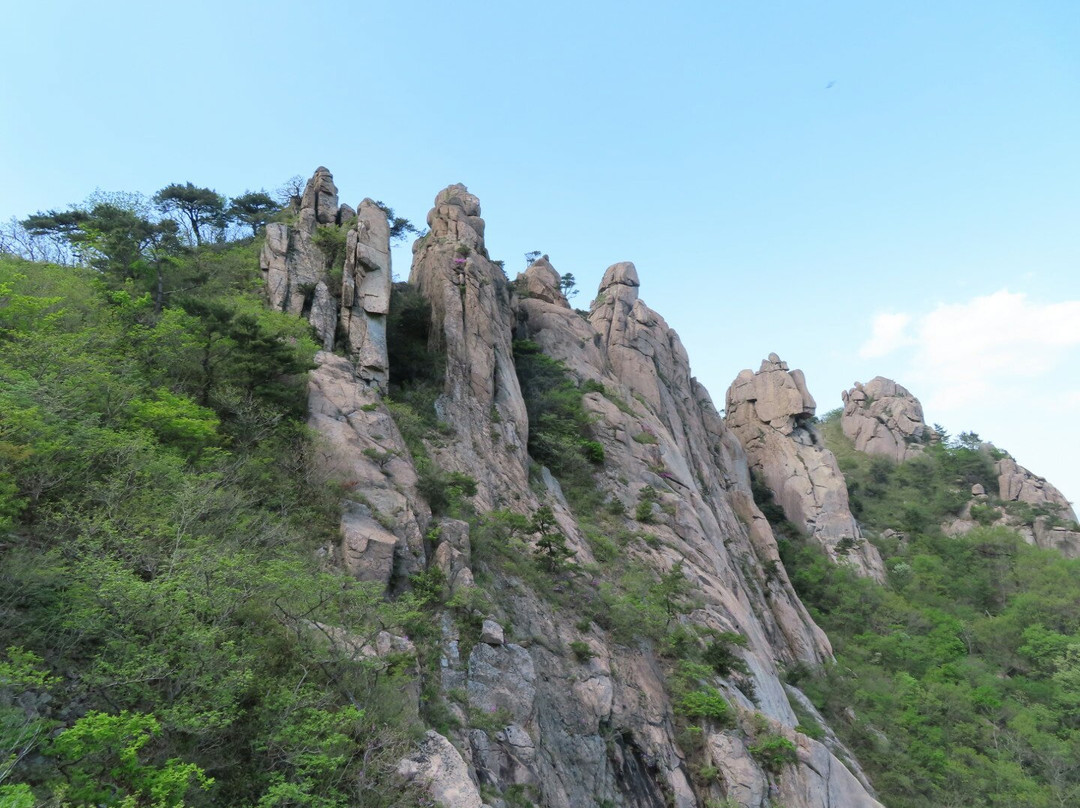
2,1,1079,505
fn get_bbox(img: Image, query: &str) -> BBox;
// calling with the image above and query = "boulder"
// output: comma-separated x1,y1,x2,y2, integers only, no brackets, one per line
397,730,485,808
726,356,886,581
841,377,929,462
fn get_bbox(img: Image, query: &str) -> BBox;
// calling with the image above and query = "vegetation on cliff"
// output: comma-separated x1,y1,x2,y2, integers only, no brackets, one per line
770,412,1080,808
0,238,427,806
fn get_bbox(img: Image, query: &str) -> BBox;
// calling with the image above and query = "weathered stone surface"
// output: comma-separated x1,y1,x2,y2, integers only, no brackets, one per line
398,730,484,808
841,377,929,462
480,618,504,645
264,169,392,389
339,502,397,583
516,255,568,306
299,165,339,229
726,355,886,581
409,185,530,510
432,518,475,592
309,281,337,351
997,457,1077,521
336,202,356,225
707,732,767,807
307,352,427,583
467,642,536,725
343,192,885,806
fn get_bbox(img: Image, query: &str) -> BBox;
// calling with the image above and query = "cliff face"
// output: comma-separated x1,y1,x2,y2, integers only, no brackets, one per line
302,176,884,807
725,356,887,582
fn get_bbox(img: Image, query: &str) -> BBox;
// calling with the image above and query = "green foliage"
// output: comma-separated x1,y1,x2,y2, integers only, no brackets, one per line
635,485,660,523
49,710,212,807
569,640,594,662
416,463,476,516
675,688,732,723
820,411,997,529
512,339,601,508
372,202,419,245
531,505,574,570
748,733,797,774
227,191,279,237
769,411,1080,808
970,501,999,526
312,224,349,270
153,182,226,246
128,388,220,458
632,431,658,445
0,254,424,806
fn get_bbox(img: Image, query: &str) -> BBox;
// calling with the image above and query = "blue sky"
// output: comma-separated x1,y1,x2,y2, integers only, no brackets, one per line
3,1,1079,504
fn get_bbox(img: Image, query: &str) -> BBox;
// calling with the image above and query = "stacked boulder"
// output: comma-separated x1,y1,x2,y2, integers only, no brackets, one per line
260,166,392,390
726,355,886,581
841,377,930,462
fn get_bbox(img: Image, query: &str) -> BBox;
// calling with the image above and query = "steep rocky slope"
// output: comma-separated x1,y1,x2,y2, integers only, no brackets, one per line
282,168,885,807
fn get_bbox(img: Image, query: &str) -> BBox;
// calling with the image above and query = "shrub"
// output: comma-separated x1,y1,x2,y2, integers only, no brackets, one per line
970,502,999,526
676,688,732,723
569,640,594,662
632,431,659,445
748,733,797,774
580,440,605,464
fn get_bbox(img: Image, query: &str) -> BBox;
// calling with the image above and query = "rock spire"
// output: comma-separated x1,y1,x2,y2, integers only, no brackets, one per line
260,166,392,389
726,355,887,581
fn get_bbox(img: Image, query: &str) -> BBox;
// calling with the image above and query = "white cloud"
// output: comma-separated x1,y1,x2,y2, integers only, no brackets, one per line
858,289,1080,504
910,290,1080,409
858,312,913,359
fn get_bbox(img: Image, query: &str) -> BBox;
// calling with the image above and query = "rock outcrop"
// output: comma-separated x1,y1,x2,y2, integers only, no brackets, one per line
408,185,531,510
726,355,886,582
996,457,1077,521
305,183,884,806
261,167,392,389
307,352,428,587
841,377,930,462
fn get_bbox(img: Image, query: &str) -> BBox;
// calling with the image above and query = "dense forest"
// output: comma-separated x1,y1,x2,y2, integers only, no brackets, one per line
1,179,1079,807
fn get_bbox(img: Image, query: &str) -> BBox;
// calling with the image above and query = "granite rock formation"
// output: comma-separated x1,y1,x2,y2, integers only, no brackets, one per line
302,183,886,806
396,235,884,805
726,355,886,582
997,457,1077,521
841,377,930,463
261,167,392,389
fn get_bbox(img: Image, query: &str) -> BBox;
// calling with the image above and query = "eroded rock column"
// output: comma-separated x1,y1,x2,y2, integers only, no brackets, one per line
726,355,886,581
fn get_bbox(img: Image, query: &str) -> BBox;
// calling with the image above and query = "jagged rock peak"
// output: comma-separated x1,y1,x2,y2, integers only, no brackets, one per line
422,183,486,253
299,166,339,230
516,254,569,307
726,356,886,581
841,376,929,463
729,352,816,435
261,167,391,388
408,184,530,509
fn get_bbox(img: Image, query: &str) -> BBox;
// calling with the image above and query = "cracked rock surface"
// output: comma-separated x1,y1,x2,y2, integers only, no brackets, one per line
726,355,886,582
841,377,930,463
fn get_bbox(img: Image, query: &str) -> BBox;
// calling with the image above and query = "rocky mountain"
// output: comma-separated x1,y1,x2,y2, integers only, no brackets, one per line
6,167,1079,808
272,168,892,807
257,167,1080,808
